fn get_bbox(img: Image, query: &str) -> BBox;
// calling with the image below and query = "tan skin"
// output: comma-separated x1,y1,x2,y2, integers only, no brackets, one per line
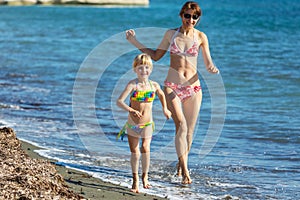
117,64,171,193
126,8,219,184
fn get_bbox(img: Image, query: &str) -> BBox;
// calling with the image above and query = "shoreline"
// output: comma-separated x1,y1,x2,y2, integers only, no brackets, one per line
1,127,166,200
0,0,149,6
21,141,167,200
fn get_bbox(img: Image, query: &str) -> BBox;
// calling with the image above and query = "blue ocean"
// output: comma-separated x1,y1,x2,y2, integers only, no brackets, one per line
1,0,299,199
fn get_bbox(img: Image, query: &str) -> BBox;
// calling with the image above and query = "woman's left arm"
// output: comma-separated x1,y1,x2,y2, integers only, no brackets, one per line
199,32,219,74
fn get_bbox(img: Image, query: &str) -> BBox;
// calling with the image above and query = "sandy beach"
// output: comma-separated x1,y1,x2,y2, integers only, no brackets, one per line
0,127,166,200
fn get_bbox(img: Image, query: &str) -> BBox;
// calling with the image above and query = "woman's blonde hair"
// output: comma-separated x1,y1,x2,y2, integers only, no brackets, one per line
132,53,153,69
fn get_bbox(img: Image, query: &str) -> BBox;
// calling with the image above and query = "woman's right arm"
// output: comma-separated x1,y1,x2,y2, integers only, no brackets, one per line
126,29,172,61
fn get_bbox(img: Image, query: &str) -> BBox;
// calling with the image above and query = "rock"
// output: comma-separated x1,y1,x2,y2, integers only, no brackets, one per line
0,127,84,200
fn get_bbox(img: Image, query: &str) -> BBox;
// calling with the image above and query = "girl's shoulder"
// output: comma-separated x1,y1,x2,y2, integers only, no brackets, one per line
149,80,161,90
127,79,137,88
128,78,137,83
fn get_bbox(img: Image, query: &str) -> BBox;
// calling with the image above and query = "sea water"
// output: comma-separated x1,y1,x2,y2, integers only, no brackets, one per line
1,0,300,199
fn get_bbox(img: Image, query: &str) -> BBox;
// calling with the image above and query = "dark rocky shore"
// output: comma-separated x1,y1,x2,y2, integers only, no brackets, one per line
0,127,84,200
0,127,166,200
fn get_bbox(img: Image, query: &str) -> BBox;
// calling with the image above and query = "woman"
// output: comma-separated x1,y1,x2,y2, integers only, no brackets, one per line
125,1,219,184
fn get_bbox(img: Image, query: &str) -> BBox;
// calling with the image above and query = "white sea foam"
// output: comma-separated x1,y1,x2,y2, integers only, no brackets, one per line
0,103,22,110
12,139,255,200
69,165,239,200
207,181,257,189
19,138,45,149
0,119,12,127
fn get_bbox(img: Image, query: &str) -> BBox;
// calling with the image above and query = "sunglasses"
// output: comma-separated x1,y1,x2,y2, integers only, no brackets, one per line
183,13,199,20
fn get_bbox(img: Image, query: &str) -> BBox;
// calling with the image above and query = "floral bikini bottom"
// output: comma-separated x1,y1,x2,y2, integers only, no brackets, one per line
164,81,202,102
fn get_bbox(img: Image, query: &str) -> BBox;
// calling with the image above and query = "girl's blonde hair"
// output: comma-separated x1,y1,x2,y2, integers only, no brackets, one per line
132,53,153,69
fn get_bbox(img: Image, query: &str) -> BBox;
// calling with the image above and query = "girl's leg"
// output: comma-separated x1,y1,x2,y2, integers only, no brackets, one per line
127,130,141,193
164,87,189,179
141,126,152,189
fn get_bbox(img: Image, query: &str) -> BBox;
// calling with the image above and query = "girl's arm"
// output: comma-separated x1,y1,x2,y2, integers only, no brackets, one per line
116,82,142,118
126,29,172,61
199,32,219,74
153,82,171,119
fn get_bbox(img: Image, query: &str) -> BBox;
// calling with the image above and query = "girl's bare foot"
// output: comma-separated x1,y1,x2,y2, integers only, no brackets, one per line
182,170,192,184
130,174,139,193
142,173,151,189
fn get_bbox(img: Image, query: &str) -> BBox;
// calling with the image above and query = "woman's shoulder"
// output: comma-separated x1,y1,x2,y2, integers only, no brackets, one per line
194,29,206,37
167,27,179,31
195,29,208,44
163,28,180,42
196,29,208,40
165,28,179,36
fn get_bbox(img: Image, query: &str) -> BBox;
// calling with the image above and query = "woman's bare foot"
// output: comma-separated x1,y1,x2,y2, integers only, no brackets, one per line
182,170,192,184
130,174,139,193
142,173,151,189
176,161,182,177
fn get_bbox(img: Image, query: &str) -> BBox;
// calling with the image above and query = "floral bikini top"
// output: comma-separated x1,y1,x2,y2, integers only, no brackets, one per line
169,28,199,57
130,80,156,102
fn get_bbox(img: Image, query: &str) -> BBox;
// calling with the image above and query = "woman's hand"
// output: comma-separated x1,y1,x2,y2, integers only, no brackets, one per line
207,65,220,74
126,29,136,42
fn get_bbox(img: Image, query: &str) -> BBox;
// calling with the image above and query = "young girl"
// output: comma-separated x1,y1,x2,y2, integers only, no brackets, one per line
116,53,171,193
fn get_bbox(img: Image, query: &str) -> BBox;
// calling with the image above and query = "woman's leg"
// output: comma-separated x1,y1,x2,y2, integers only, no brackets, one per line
164,87,189,180
141,126,152,189
127,130,141,193
183,90,202,152
180,91,202,184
